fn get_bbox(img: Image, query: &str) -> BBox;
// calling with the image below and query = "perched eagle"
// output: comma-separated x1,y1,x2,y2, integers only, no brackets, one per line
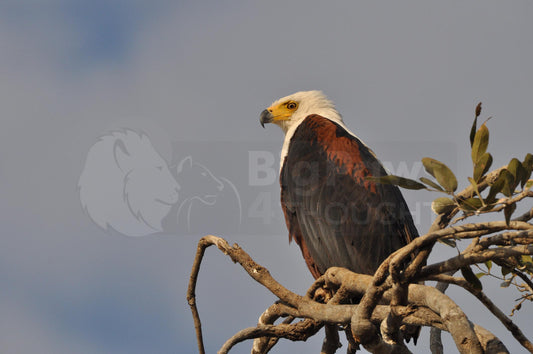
260,90,419,279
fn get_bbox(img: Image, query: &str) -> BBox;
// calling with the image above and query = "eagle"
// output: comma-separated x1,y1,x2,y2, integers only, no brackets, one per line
260,90,419,279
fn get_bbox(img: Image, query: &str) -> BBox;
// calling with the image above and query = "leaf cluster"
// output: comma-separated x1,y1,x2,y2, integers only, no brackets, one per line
371,103,532,220
370,102,533,304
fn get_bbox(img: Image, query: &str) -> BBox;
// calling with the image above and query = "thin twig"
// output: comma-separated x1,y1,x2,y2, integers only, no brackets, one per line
512,269,533,295
186,235,224,354
420,245,533,278
220,320,322,354
252,303,296,354
450,190,533,225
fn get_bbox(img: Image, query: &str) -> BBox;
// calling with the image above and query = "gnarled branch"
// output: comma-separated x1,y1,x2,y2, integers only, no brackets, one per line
187,235,520,353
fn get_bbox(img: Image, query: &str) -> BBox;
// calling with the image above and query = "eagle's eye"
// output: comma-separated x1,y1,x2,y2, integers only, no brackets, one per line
286,101,298,110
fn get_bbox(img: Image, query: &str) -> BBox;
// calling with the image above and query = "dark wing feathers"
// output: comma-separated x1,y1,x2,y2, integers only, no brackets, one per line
280,115,418,277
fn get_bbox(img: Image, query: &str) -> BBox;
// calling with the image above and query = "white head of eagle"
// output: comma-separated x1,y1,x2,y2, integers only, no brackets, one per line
260,90,343,132
260,90,365,170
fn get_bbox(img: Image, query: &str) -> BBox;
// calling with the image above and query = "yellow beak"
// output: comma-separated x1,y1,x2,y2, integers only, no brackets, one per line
259,103,294,127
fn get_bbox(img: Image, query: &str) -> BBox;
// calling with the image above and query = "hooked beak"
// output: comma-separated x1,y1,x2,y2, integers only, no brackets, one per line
259,109,273,128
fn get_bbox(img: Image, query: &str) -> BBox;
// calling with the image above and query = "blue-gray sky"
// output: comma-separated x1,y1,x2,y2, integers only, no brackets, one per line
1,1,532,353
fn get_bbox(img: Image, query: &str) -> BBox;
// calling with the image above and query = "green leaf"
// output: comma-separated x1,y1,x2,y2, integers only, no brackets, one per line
461,266,483,290
469,104,480,147
471,123,489,164
484,260,492,272
507,158,526,190
475,102,482,118
500,279,512,288
507,158,520,178
419,177,445,192
475,272,486,279
499,169,515,198
366,175,427,190
501,265,512,276
504,203,517,226
473,152,493,182
467,177,483,204
421,157,458,193
459,197,483,211
468,176,478,190
523,153,533,186
438,238,457,247
526,180,533,191
431,197,456,214
515,160,526,186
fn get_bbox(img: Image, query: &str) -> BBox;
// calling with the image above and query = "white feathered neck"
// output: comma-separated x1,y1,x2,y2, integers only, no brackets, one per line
272,91,362,170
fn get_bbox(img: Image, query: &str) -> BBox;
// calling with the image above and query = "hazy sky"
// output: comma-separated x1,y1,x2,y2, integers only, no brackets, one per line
1,1,532,353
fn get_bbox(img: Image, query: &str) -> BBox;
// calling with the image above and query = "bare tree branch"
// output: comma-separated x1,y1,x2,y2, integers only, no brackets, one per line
188,232,531,353
220,320,321,354
514,207,533,223
420,245,533,278
321,324,341,354
450,190,533,225
429,274,533,352
473,324,510,354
